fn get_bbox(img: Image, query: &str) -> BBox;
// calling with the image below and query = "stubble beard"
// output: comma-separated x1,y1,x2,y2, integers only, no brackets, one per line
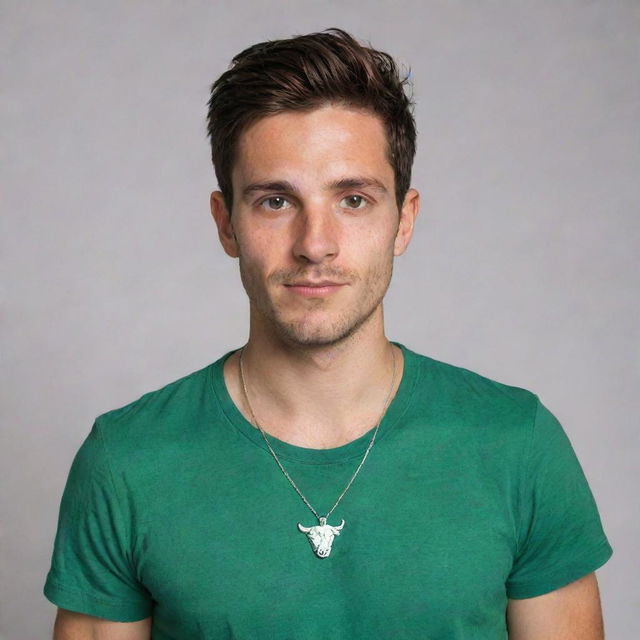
238,253,395,349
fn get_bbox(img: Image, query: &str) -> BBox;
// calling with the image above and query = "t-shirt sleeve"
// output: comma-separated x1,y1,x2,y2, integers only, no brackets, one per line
506,398,613,599
44,420,153,621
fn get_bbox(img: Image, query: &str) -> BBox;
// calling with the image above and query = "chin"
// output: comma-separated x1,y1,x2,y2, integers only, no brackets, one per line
272,309,376,348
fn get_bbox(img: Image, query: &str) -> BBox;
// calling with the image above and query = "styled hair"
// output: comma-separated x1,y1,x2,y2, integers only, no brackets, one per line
206,28,416,213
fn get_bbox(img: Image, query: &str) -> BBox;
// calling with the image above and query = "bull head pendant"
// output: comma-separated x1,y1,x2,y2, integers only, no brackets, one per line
297,517,345,558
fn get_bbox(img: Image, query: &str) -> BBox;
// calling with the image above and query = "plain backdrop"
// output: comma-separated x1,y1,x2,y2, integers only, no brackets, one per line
2,1,638,638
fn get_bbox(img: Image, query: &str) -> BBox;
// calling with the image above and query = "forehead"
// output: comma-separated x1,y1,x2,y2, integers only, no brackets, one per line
231,105,394,192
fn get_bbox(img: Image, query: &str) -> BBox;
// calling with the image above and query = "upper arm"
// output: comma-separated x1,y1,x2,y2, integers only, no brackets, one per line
53,609,152,640
505,400,612,600
506,572,605,640
45,423,153,623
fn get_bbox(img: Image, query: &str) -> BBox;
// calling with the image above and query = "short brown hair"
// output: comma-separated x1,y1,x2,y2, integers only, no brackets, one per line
207,28,416,212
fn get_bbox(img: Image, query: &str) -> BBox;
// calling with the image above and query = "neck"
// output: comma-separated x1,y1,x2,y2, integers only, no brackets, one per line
224,309,403,449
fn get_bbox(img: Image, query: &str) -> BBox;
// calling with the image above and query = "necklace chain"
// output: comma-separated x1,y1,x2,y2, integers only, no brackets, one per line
238,345,397,522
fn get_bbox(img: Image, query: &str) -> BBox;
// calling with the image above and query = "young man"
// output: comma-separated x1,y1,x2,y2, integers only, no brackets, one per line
45,29,612,639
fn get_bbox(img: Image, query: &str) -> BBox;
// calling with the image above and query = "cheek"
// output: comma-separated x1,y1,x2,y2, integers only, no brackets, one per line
237,228,272,261
237,239,284,285
346,224,396,260
237,221,288,260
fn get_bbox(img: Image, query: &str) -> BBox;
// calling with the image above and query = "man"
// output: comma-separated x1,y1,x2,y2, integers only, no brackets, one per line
45,29,612,639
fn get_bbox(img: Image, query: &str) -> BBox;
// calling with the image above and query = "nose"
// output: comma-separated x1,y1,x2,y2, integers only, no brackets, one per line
292,207,339,264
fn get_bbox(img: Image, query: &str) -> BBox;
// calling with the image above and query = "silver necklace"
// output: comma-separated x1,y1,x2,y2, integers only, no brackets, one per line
238,345,397,558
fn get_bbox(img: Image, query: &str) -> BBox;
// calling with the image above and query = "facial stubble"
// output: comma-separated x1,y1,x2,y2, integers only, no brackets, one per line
238,247,396,348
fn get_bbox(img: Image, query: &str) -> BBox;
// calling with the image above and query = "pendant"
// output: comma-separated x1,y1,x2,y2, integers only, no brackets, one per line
297,516,345,558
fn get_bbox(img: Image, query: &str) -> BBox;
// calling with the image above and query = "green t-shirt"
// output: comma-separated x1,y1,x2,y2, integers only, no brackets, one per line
44,344,612,639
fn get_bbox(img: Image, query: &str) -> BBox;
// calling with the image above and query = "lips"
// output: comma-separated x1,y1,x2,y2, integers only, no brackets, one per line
283,280,346,297
286,280,344,287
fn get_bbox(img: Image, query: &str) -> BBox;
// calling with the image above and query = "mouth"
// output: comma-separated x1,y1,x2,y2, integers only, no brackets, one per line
283,281,346,298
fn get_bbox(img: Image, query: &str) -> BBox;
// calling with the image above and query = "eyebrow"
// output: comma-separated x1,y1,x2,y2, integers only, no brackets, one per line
242,181,298,200
330,177,388,194
241,176,388,201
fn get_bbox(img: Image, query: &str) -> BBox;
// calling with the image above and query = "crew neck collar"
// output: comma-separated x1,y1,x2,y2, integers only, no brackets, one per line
210,342,420,464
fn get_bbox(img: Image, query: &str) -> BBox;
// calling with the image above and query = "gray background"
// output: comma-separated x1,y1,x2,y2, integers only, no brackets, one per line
2,1,638,638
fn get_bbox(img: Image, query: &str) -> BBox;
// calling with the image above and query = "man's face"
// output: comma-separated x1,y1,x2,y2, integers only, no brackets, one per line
211,104,418,348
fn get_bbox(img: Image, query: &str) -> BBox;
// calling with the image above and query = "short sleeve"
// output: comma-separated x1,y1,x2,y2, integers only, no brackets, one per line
506,399,613,599
44,420,153,621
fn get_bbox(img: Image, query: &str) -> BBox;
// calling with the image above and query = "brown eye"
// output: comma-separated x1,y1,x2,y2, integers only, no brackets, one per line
260,196,291,211
340,195,367,209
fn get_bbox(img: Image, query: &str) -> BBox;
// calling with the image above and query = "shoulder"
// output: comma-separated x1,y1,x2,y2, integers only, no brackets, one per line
90,354,227,456
400,345,579,490
400,345,544,454
406,345,539,414
57,355,234,521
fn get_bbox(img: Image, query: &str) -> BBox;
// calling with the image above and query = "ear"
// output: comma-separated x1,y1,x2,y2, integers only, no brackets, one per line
210,191,239,258
394,188,420,256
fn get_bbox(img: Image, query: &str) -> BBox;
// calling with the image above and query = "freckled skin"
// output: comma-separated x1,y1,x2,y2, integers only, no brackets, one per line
219,105,413,348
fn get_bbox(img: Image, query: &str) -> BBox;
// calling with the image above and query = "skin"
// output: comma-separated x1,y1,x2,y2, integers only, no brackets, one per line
53,104,606,639
211,104,417,448
506,573,605,639
53,609,151,639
